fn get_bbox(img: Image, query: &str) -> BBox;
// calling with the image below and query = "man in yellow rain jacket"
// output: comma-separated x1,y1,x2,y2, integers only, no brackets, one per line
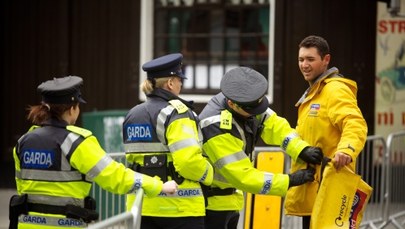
199,66,324,229
10,76,177,229
284,35,367,229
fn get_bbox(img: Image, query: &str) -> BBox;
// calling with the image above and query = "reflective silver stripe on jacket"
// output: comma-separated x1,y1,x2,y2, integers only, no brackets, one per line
157,188,203,197
261,108,275,123
199,163,210,183
199,115,220,129
168,138,199,152
233,120,246,151
27,194,84,207
86,155,113,180
17,170,83,181
281,132,299,151
128,172,143,193
213,171,228,183
19,214,86,227
214,150,248,170
17,132,86,182
124,142,170,153
156,105,175,145
200,114,247,151
260,172,274,194
193,110,204,147
262,108,299,151
60,132,81,170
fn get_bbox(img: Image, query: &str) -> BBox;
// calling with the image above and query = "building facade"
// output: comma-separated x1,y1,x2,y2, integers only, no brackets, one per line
1,0,378,188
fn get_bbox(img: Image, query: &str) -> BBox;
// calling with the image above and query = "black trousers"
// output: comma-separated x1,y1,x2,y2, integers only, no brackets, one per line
302,216,311,229
205,210,240,229
141,216,204,229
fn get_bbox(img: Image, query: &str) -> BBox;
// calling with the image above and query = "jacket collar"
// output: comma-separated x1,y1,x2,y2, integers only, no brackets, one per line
295,67,339,107
147,88,194,109
42,118,69,128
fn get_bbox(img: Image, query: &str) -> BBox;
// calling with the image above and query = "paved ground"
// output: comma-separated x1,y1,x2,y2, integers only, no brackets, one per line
0,189,17,229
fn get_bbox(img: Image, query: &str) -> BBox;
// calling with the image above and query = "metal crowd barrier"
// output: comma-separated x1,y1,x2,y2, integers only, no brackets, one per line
380,130,405,229
91,153,127,220
88,132,405,229
355,131,405,229
358,135,387,229
87,152,144,228
87,188,144,229
269,134,403,229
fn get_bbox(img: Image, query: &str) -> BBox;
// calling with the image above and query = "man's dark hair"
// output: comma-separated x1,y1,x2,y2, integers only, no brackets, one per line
299,35,330,59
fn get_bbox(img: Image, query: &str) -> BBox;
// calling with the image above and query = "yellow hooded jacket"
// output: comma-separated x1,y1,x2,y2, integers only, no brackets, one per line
284,68,367,216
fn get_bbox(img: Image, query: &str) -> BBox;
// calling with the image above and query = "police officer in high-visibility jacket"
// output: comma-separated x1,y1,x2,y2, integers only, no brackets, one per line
10,76,177,229
123,53,214,229
199,67,324,229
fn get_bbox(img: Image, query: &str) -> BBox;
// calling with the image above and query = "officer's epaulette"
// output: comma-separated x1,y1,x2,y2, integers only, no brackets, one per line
169,99,188,114
28,125,40,132
220,109,232,130
67,125,93,138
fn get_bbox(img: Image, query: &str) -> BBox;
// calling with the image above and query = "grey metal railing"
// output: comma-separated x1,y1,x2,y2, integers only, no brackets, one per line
380,130,405,229
88,132,405,229
359,135,387,228
87,188,144,229
90,153,127,220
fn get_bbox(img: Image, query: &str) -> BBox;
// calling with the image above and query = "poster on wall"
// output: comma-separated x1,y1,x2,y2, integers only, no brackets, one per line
375,0,405,139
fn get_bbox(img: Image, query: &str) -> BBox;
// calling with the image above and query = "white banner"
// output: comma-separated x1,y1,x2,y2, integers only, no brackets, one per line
375,0,405,138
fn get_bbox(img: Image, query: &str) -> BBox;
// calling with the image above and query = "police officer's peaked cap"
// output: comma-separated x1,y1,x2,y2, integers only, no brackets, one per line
220,67,269,115
142,53,187,80
37,76,86,104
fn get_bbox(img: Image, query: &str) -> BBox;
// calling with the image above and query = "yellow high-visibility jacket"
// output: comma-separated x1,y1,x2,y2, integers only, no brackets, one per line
199,92,310,211
285,67,367,216
13,119,163,228
123,88,213,217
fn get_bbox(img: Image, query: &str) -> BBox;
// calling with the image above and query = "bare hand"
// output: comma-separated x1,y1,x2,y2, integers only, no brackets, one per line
161,180,178,194
333,152,352,170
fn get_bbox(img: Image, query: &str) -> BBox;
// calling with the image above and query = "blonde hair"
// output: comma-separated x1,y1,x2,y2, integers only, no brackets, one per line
141,77,172,94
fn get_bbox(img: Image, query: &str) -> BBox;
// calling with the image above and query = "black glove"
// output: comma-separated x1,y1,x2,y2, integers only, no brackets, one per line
288,167,315,188
298,146,323,165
